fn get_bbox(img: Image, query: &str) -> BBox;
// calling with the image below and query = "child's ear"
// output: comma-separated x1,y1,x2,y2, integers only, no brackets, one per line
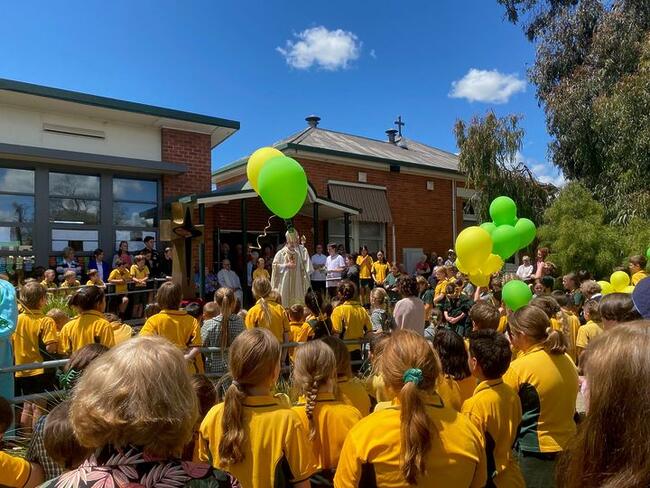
468,356,479,376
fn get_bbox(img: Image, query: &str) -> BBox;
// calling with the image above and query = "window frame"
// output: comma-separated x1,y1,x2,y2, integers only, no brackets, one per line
0,167,35,254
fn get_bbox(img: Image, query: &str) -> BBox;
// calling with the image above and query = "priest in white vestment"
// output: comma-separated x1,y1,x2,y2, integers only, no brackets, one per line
271,229,313,306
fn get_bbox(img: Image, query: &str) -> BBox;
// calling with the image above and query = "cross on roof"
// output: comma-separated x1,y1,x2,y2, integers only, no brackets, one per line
394,116,405,137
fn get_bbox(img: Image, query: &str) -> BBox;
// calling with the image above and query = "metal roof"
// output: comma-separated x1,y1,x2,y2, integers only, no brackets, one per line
214,126,460,176
329,183,392,223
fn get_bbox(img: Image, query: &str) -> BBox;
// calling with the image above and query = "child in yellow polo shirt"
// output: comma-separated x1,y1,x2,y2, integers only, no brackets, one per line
108,259,130,316
330,281,370,365
370,251,390,287
321,336,371,416
463,329,525,488
59,270,80,295
245,278,289,345
629,254,648,285
252,257,270,281
0,396,44,488
288,304,312,362
130,255,150,319
13,282,59,431
292,340,362,482
59,286,115,355
356,246,374,307
576,299,604,363
40,268,57,291
139,281,203,374
198,328,317,488
86,269,106,289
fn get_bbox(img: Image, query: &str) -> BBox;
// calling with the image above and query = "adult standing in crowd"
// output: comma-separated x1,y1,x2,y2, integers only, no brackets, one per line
310,244,327,299
142,236,159,277
159,247,172,278
415,254,431,278
56,247,82,283
516,255,534,283
88,248,110,284
534,247,550,280
112,240,132,269
217,259,243,305
393,275,425,335
325,243,345,298
445,249,456,267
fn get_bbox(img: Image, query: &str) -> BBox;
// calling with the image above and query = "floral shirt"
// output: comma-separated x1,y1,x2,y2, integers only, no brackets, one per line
40,445,239,488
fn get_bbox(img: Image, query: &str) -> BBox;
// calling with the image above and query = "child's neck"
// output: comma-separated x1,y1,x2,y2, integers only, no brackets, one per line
245,384,271,397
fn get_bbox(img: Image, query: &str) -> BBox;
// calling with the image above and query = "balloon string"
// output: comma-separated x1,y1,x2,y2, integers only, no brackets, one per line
249,215,276,251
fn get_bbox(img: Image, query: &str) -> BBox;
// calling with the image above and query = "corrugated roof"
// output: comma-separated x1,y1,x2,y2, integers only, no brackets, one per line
329,184,392,223
214,126,460,176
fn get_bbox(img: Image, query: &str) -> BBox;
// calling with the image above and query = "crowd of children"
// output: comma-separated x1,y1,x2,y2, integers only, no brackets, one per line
1,244,649,488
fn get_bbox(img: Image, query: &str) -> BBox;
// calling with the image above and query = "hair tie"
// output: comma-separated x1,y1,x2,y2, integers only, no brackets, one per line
403,368,423,386
545,327,552,335
231,380,242,391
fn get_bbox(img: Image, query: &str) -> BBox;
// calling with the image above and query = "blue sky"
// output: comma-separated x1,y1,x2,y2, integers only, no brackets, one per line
0,0,564,185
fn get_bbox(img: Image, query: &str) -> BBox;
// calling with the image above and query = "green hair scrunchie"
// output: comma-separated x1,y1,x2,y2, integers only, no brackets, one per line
402,368,423,386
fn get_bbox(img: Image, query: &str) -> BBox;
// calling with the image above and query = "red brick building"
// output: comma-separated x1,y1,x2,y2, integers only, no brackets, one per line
206,116,473,277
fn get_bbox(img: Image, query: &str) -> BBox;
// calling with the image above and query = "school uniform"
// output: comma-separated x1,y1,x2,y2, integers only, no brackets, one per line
85,279,105,288
551,313,581,363
245,299,289,343
371,262,390,285
292,392,362,475
334,394,487,488
108,268,130,294
110,321,133,345
437,374,462,412
59,310,115,355
457,376,478,406
337,376,371,416
356,255,374,288
288,320,313,362
462,378,525,488
252,268,270,281
13,309,58,395
576,320,603,351
197,395,317,488
330,301,371,352
632,270,648,285
129,264,150,305
40,280,58,291
139,309,203,373
503,344,579,488
0,451,32,488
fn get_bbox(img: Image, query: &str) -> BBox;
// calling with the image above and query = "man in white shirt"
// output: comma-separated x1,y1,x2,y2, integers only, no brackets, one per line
325,243,346,298
217,259,243,305
516,255,534,283
310,244,327,299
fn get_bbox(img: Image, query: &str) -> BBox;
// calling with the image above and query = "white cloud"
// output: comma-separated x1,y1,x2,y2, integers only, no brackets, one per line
277,26,361,70
369,49,377,59
517,151,567,188
450,68,526,104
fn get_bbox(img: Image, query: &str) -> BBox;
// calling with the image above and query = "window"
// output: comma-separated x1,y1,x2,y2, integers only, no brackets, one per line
327,218,385,254
0,168,34,252
52,229,99,252
113,178,158,252
49,173,100,224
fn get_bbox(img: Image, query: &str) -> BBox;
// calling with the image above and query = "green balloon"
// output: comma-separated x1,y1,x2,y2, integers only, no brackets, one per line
480,222,497,235
515,218,537,249
491,224,520,260
646,247,650,260
502,280,533,312
489,196,518,226
257,156,308,219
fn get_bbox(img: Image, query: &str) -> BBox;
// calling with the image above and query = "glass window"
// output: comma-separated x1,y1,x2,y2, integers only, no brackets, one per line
0,195,34,223
0,226,32,251
49,198,100,224
113,178,157,202
0,168,34,193
113,202,157,227
52,229,99,253
329,218,345,236
114,230,156,253
49,173,100,198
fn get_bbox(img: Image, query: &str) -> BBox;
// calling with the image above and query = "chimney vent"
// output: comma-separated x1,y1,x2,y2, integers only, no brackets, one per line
305,115,321,128
385,129,398,144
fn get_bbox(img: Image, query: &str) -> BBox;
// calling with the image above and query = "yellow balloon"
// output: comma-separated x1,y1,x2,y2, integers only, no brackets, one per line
469,271,491,288
247,147,284,193
455,258,468,274
597,280,613,296
623,285,635,294
455,226,493,269
482,254,504,275
610,271,630,292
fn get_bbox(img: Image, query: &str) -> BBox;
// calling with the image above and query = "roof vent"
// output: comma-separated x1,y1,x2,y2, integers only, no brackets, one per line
305,115,321,128
397,138,408,149
385,129,398,144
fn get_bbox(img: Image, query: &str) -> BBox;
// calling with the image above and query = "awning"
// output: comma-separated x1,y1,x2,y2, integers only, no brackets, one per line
328,183,392,223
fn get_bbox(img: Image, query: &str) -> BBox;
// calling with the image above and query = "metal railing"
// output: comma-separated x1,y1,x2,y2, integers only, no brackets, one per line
2,338,370,404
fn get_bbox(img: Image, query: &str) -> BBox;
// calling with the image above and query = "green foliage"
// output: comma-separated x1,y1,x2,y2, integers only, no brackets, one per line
454,111,554,225
538,182,650,278
42,294,76,319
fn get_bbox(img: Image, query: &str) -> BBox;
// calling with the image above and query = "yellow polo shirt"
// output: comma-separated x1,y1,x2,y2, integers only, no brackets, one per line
59,280,80,290
497,315,508,333
632,270,648,285
458,376,478,406
130,264,150,286
86,280,105,287
0,451,32,488
13,309,59,377
552,313,581,363
58,310,115,355
438,374,462,412
576,320,603,350
330,301,371,351
288,321,313,362
140,309,202,373
434,279,449,297
337,376,371,417
334,395,487,488
292,392,362,471
245,299,289,343
462,379,525,488
503,344,579,452
371,262,389,283
356,255,373,280
111,321,133,345
197,395,317,488
40,280,57,290
253,268,270,281
108,268,131,294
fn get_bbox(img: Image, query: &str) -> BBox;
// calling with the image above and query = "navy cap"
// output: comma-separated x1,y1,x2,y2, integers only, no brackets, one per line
632,277,650,319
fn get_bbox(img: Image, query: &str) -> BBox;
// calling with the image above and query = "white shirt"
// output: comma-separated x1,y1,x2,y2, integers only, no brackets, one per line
311,253,327,282
516,264,534,281
325,254,345,288
217,269,242,290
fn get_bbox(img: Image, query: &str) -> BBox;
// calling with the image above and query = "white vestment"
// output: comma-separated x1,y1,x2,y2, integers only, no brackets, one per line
271,244,313,307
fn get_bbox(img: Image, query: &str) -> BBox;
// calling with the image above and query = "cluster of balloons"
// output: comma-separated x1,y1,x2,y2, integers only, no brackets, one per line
247,147,308,219
454,226,504,287
598,271,635,295
479,196,537,260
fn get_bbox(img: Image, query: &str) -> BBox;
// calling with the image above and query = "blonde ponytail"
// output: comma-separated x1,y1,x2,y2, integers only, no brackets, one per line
219,382,246,465
399,379,432,484
214,287,235,351
252,278,272,328
558,310,574,355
